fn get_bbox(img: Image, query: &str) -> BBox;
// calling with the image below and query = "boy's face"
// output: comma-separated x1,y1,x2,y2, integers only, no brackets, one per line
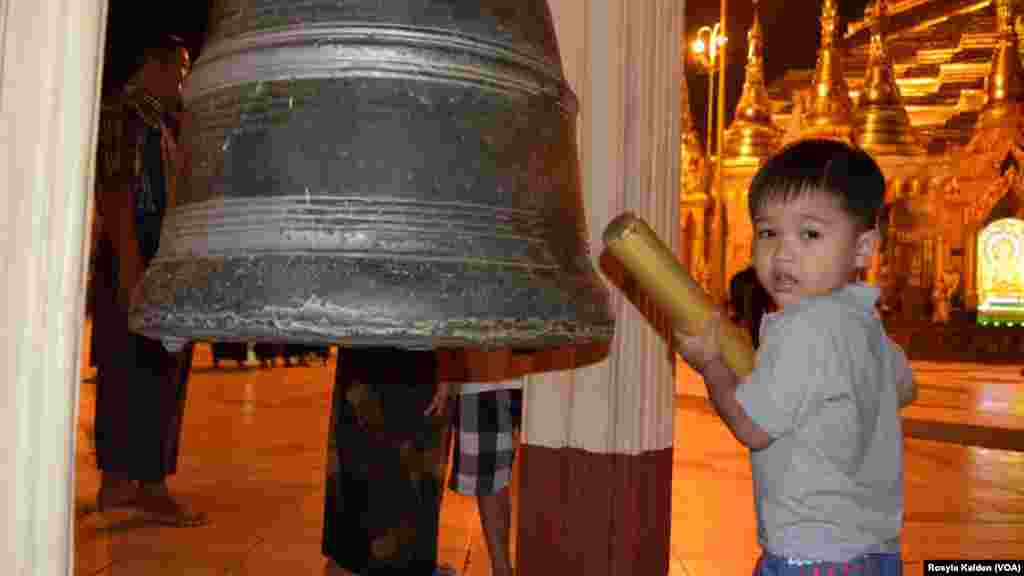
751,190,877,310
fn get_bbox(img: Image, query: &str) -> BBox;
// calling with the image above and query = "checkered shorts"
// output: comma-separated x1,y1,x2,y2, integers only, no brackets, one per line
449,388,522,496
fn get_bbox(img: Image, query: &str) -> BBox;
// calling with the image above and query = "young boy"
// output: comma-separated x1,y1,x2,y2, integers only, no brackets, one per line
676,139,917,574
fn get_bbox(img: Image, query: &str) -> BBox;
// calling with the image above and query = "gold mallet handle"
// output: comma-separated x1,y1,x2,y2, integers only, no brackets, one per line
603,212,756,377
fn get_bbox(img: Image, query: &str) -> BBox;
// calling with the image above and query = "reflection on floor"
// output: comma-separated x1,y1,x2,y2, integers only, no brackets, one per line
75,344,1024,575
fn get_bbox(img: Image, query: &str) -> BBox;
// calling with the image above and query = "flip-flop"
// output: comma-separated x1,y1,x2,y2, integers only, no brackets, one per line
136,492,209,528
96,484,137,513
141,503,209,527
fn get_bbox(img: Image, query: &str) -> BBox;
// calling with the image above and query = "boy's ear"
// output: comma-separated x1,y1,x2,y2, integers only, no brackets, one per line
854,228,880,268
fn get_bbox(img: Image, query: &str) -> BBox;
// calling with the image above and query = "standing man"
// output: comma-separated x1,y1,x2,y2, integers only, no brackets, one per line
90,34,206,527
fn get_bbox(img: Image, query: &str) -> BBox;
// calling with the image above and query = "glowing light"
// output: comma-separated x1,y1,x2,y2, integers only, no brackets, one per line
978,218,1024,326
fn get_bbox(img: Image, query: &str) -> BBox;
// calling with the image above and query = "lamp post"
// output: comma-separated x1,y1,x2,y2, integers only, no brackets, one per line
689,2,729,303
690,24,727,160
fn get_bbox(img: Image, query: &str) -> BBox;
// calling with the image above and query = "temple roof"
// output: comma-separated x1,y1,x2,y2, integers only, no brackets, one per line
768,0,1022,153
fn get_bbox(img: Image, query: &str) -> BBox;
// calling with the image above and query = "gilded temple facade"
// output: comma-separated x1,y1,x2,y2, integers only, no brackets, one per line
682,0,1024,327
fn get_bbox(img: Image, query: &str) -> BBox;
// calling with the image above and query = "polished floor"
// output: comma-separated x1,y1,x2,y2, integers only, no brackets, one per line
74,340,1024,575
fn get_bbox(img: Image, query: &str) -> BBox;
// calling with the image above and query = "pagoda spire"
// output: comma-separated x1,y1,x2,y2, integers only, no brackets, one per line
853,0,925,155
723,0,781,164
978,0,1024,127
801,0,853,140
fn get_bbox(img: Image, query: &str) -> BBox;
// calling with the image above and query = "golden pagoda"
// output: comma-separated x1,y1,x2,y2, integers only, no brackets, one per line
692,0,1024,346
801,0,854,140
723,0,782,166
852,0,926,156
977,0,1024,127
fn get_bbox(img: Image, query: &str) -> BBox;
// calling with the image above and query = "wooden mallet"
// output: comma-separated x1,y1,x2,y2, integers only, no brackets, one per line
602,212,756,377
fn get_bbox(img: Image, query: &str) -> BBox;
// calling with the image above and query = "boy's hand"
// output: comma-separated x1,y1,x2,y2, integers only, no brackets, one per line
424,378,452,417
674,313,723,374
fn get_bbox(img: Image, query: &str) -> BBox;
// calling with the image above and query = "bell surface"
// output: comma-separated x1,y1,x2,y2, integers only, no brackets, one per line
129,0,614,350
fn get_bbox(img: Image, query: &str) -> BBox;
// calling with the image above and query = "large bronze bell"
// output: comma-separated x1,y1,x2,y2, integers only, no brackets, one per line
129,0,614,349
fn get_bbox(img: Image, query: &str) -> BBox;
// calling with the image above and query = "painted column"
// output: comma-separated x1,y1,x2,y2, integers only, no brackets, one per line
1,0,108,574
694,210,707,281
518,1,684,574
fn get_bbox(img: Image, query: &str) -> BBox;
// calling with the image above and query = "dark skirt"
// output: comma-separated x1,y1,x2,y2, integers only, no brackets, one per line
322,348,452,575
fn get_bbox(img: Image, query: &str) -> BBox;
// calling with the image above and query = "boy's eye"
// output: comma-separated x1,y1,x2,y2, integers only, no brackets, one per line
756,228,775,239
800,229,821,240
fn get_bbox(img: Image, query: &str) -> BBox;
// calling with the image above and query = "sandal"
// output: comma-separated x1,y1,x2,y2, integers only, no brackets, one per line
136,486,209,528
96,478,137,513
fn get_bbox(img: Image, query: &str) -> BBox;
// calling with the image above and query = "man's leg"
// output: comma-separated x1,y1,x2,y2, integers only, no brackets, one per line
94,336,205,526
136,340,206,526
93,356,140,511
477,489,513,576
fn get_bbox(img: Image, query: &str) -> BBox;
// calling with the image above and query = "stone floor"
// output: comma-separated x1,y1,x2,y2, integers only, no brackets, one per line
74,340,1024,575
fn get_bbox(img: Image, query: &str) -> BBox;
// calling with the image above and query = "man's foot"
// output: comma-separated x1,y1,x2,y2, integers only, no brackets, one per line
96,476,136,512
323,560,359,576
137,482,208,527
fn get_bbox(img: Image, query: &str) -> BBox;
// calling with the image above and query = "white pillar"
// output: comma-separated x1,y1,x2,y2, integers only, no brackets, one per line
1,0,108,573
519,0,684,573
527,0,682,467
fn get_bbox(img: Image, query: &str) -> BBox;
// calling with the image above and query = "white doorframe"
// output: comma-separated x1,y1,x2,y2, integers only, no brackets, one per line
1,1,109,573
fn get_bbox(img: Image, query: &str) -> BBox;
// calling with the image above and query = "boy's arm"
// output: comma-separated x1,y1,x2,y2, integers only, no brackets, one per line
700,358,774,451
676,319,773,451
892,342,917,408
426,349,459,417
898,376,917,408
892,352,917,405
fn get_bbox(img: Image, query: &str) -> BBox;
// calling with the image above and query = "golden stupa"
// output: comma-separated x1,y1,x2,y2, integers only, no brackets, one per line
801,0,854,140
723,0,782,165
680,0,1024,341
852,0,926,156
977,0,1024,128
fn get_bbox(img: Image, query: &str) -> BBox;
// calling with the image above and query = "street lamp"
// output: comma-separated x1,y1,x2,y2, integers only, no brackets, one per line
689,0,729,303
690,24,727,161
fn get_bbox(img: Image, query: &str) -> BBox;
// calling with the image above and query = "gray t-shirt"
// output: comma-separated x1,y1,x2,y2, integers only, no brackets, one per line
734,283,908,562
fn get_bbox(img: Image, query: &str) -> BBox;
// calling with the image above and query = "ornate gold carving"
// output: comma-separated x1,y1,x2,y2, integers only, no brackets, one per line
969,166,1020,223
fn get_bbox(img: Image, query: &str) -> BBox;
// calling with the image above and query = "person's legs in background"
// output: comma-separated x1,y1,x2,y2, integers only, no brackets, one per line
450,388,522,576
323,348,454,576
94,335,205,526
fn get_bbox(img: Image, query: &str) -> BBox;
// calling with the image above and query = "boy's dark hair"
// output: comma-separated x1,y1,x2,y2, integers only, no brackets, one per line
747,139,886,230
